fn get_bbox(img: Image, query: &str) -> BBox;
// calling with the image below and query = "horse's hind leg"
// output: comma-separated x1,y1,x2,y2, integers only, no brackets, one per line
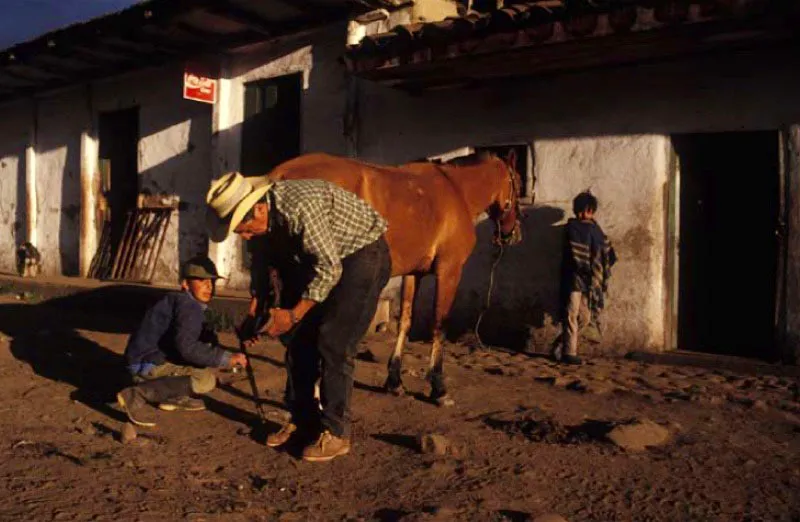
385,275,416,395
428,265,461,407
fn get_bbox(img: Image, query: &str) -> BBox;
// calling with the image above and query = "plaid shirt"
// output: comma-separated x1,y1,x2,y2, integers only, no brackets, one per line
268,179,387,302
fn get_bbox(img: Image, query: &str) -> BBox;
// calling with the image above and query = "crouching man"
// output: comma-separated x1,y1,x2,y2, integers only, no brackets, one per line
117,256,247,427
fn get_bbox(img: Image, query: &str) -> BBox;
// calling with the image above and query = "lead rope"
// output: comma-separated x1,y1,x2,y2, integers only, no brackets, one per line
473,240,505,351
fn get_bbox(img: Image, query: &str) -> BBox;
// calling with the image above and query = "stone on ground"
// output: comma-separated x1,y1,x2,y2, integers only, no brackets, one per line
606,418,670,452
120,422,137,444
418,433,452,456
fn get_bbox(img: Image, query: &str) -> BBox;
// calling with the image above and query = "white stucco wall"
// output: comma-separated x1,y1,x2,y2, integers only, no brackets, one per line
2,28,799,356
352,45,800,353
212,25,351,290
0,65,212,283
91,66,213,283
0,101,29,273
36,90,86,276
532,136,670,352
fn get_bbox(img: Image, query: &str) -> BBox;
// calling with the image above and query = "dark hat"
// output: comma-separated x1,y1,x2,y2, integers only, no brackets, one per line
181,255,224,280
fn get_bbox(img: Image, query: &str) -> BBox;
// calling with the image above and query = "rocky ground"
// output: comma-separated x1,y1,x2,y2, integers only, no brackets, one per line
0,293,799,521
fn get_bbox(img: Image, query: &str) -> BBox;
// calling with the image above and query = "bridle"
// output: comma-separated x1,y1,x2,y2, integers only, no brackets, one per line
431,155,524,246
493,160,523,246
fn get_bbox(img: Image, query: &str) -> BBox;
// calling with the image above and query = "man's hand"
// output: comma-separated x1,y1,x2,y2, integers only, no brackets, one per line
262,308,294,337
229,353,248,369
259,300,316,337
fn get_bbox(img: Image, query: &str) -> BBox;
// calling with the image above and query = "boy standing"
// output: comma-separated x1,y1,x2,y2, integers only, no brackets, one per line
555,191,617,365
117,256,247,427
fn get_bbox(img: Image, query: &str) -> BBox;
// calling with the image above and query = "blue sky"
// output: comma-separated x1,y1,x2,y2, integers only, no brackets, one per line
0,0,140,49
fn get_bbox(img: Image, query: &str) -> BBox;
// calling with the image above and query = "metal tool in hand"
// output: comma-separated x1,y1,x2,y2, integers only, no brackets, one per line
235,314,273,425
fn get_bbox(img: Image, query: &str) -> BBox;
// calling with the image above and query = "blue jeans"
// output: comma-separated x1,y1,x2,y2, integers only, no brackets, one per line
283,236,391,438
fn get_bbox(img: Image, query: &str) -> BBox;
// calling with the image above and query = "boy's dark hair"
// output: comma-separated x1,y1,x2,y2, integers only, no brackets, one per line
573,191,598,215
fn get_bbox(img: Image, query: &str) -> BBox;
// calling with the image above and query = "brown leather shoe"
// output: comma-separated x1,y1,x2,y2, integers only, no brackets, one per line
301,430,351,462
266,422,297,448
117,387,157,427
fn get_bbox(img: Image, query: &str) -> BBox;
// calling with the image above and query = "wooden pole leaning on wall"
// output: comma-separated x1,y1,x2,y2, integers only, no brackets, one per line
94,193,179,284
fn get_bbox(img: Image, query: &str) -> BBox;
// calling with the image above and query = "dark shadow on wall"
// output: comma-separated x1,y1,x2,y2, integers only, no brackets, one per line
409,205,566,351
356,48,800,164
138,112,213,282
14,149,27,253
59,142,81,276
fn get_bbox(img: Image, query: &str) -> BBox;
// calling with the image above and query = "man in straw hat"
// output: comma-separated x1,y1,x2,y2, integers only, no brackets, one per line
118,255,248,428
206,173,390,462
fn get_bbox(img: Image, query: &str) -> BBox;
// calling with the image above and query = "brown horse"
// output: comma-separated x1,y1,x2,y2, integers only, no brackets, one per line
267,151,523,405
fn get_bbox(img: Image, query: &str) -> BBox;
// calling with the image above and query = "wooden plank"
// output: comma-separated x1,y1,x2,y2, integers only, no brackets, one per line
148,211,171,282
109,209,136,279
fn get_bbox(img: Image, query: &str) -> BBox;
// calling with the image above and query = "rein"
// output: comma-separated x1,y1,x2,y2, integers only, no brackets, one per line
431,157,520,350
474,241,504,351
476,159,521,349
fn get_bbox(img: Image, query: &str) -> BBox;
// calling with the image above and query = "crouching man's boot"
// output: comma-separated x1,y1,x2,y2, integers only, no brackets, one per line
117,376,193,427
158,396,206,412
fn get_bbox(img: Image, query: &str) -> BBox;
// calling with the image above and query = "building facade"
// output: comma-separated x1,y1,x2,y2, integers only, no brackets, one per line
1,0,798,361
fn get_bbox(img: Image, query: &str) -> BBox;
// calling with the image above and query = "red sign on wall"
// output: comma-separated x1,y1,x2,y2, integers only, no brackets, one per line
183,71,217,104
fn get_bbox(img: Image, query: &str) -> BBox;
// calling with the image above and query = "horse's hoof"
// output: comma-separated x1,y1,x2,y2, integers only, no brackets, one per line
384,381,406,397
434,394,455,408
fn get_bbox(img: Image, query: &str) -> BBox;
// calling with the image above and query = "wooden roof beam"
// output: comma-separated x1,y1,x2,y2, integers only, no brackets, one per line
173,22,226,42
97,36,184,57
67,44,129,63
0,69,41,85
15,60,77,78
202,2,280,36
266,0,352,15
3,64,69,80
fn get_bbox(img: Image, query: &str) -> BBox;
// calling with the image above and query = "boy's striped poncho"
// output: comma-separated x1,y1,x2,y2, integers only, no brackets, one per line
562,218,618,330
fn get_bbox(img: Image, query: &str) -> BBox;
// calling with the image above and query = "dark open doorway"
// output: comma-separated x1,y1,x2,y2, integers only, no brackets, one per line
674,131,779,360
240,73,302,176
240,73,302,269
98,107,139,267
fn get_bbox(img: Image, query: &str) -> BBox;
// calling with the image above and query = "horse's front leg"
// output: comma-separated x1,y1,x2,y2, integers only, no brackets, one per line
428,265,461,407
385,275,416,396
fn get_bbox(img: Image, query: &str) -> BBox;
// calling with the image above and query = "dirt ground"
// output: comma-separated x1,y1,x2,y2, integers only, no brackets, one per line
1,294,799,522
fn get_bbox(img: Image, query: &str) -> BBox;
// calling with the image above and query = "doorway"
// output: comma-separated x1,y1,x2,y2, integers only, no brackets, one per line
240,73,302,176
240,74,302,269
673,131,779,360
96,107,139,276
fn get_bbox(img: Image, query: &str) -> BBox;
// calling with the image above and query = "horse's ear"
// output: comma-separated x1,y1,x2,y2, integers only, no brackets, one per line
506,148,517,168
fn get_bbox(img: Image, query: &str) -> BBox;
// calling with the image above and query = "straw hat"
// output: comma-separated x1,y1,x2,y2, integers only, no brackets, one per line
205,172,273,243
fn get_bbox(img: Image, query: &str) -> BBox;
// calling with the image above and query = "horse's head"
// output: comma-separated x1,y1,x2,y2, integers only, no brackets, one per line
487,150,523,246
